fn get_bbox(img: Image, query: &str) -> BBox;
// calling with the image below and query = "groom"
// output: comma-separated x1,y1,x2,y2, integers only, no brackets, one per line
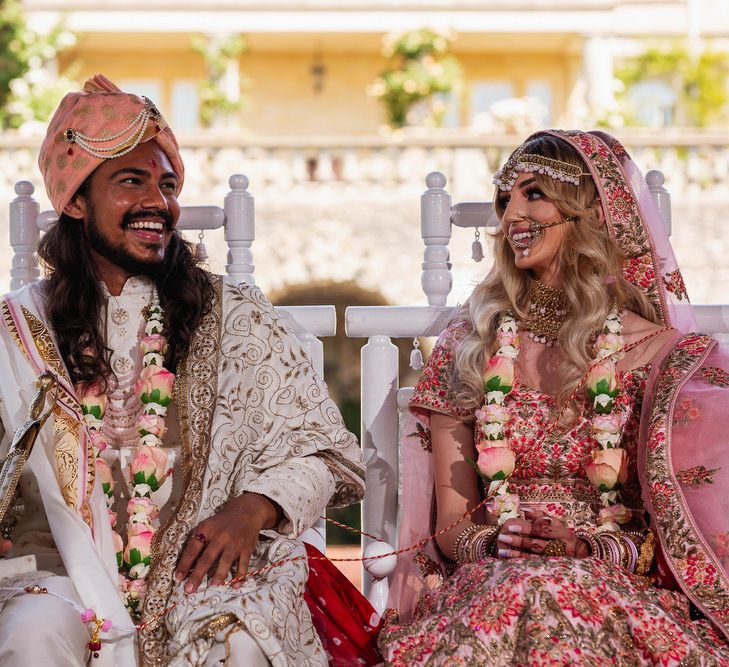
0,75,364,665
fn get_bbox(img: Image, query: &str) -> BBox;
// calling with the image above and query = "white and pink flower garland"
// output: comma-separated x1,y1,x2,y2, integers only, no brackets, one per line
475,309,632,529
80,292,175,617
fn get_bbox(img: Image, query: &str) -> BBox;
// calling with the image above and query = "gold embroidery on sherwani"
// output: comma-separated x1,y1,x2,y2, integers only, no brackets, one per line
52,411,83,511
138,277,223,666
1,299,94,521
193,612,240,641
318,449,366,506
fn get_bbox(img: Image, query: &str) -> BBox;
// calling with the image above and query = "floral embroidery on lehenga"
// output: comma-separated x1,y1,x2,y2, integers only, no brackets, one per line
702,366,729,388
676,465,720,487
663,268,689,302
379,329,729,666
672,398,703,427
645,334,729,639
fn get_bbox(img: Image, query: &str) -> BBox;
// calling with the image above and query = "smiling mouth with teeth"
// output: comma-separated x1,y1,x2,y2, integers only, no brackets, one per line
508,214,577,252
127,220,166,232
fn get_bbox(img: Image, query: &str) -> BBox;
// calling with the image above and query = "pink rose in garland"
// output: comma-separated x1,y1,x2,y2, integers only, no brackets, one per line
128,579,147,606
129,445,169,495
89,430,109,453
124,523,154,579
135,366,174,415
96,458,114,499
594,332,623,359
477,446,516,479
598,503,632,526
138,414,167,438
140,334,168,356
112,530,124,569
127,497,160,525
585,448,627,491
586,361,619,414
81,391,107,429
483,355,515,402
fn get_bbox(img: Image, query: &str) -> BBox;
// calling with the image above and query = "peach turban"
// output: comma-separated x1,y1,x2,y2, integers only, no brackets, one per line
38,74,184,214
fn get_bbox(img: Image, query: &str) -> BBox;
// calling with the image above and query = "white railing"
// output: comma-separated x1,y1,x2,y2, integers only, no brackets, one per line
349,169,729,613
9,174,334,552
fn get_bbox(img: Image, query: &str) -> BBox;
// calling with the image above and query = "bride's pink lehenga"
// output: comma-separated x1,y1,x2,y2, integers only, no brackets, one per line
378,325,729,665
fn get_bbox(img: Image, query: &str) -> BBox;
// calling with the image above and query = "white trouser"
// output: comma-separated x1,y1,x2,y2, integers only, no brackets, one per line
0,575,89,666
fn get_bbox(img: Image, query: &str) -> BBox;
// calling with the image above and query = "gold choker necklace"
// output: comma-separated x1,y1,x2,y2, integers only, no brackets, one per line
523,281,570,346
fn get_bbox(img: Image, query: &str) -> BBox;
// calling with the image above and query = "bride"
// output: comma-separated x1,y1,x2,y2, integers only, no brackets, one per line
378,130,729,665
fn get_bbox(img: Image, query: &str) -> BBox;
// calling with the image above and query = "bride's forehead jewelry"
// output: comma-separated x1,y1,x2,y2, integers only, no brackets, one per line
493,146,590,191
508,214,576,254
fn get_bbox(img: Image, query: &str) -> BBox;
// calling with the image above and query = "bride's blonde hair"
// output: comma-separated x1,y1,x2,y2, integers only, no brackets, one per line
451,134,658,415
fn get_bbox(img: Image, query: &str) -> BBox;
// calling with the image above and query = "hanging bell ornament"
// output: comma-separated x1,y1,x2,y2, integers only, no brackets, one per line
195,231,208,262
471,229,484,263
409,338,424,371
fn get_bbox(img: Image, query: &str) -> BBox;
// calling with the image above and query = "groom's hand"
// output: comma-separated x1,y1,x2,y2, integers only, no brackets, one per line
175,492,283,593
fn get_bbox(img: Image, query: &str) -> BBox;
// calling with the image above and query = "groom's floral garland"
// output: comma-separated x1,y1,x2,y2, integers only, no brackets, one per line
80,292,174,618
475,309,632,529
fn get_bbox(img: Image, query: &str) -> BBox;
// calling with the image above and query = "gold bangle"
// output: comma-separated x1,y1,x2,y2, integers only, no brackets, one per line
452,525,482,563
635,530,656,576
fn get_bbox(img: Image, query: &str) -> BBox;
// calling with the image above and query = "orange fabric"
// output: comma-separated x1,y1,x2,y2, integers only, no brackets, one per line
38,74,184,214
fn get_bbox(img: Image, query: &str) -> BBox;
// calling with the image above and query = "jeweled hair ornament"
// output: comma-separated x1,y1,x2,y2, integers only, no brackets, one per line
64,97,162,160
493,145,590,191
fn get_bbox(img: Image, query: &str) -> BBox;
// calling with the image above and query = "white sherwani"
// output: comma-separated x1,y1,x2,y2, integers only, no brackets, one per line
0,276,365,666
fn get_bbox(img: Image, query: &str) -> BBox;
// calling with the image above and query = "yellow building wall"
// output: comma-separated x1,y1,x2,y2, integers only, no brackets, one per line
59,33,577,135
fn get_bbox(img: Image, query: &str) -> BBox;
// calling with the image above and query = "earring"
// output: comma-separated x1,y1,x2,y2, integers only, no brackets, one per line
471,229,484,263
409,338,424,371
195,230,208,262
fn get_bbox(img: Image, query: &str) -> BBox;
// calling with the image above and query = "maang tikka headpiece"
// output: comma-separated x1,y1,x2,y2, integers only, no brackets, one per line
493,144,590,192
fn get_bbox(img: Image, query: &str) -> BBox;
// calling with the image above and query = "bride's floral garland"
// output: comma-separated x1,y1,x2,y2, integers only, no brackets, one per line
475,309,631,529
80,292,174,618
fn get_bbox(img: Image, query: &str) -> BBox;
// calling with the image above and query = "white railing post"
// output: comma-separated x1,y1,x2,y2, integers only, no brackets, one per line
421,172,452,306
224,174,255,285
360,335,399,600
646,169,672,237
10,181,40,290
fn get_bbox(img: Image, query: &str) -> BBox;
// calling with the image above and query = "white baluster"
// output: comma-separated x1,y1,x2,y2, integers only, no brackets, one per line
421,172,452,306
361,335,399,599
10,181,40,291
224,174,255,285
363,540,398,616
646,170,672,237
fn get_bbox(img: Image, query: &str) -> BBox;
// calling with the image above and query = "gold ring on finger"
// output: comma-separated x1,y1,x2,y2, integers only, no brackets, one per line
544,539,567,557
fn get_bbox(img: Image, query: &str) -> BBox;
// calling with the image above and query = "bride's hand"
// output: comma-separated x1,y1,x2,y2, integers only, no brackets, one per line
495,508,589,558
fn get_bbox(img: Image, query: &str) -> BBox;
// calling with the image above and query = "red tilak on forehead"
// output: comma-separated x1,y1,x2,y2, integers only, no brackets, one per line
149,159,157,168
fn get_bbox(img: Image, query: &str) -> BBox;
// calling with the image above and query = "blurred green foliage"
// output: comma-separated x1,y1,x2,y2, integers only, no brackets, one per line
368,28,463,128
191,34,248,128
0,0,77,129
617,42,729,127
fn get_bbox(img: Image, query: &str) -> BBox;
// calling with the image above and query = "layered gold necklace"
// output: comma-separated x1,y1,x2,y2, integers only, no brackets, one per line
522,280,570,346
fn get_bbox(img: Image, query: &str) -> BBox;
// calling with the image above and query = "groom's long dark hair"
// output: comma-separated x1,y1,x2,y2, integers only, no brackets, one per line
37,191,215,390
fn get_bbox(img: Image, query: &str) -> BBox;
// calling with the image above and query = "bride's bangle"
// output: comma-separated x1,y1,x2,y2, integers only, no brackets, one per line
453,525,500,564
